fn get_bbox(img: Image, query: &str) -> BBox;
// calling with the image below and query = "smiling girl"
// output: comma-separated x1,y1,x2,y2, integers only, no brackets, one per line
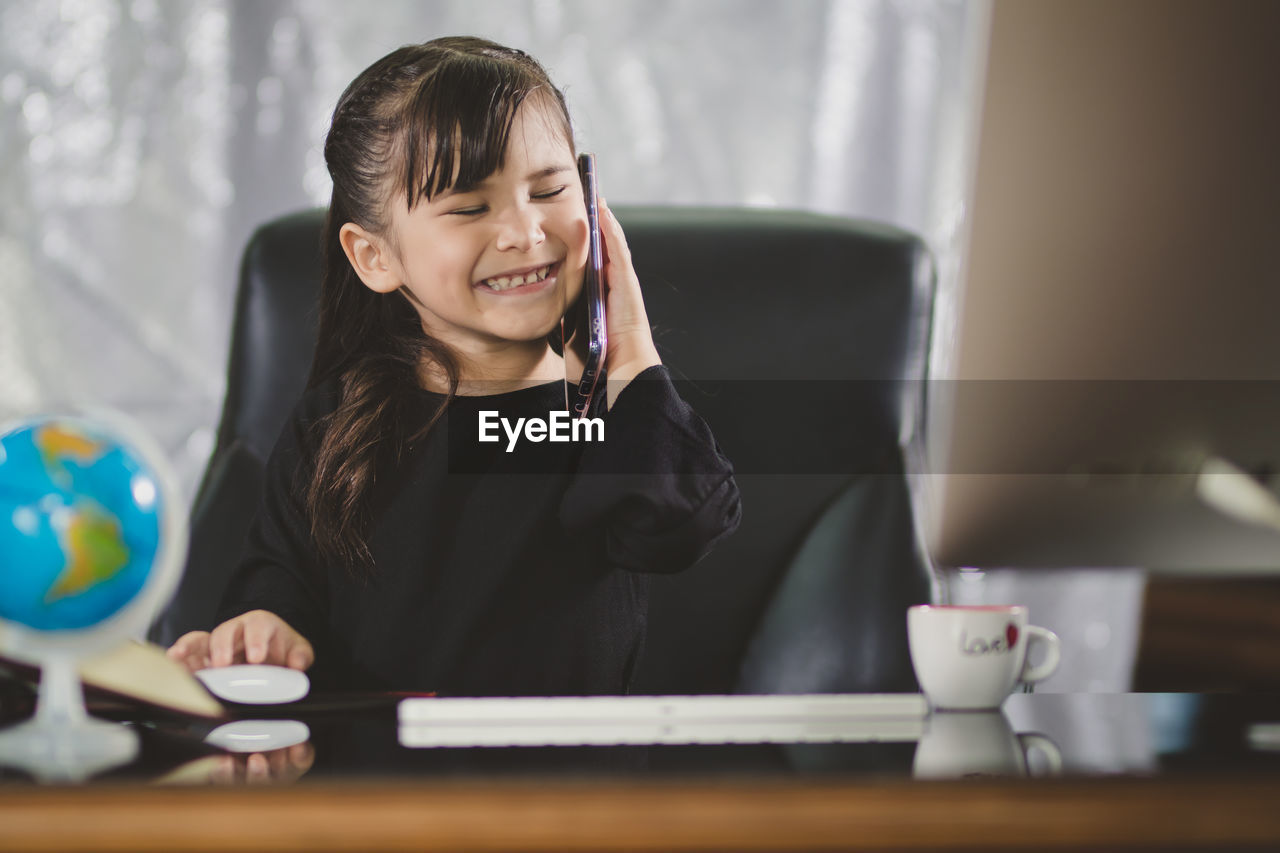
167,37,740,695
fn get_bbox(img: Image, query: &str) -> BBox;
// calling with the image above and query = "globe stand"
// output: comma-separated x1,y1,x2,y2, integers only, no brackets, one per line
0,652,138,783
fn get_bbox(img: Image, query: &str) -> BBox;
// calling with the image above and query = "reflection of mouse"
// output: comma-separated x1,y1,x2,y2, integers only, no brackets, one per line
205,719,311,752
194,664,310,705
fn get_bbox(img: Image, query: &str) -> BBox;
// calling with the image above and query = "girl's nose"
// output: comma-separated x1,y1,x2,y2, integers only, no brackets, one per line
495,204,545,252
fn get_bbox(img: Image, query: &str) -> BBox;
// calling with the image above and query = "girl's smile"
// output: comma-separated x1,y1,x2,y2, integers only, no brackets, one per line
476,260,561,294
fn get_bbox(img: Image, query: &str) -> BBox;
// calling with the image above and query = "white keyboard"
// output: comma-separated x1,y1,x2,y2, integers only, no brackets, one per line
398,693,927,748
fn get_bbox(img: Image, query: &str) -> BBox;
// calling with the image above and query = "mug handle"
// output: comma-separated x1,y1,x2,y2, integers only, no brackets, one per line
1019,625,1061,684
1016,732,1063,776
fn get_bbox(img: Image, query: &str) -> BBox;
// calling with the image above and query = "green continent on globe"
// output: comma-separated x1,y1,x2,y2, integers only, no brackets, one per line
44,501,131,603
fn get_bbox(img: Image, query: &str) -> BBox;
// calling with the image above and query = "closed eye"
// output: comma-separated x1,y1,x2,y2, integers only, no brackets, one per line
445,185,566,216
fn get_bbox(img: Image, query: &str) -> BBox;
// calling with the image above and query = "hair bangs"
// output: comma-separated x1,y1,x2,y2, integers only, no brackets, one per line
400,56,545,209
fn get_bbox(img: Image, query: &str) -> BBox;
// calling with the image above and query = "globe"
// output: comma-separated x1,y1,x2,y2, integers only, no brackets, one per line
0,418,163,633
0,414,186,781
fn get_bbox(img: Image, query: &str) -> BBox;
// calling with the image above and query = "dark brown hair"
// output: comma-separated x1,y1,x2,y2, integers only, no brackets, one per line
306,37,574,575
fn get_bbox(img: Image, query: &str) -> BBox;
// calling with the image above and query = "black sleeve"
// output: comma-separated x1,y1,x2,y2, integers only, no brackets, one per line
560,365,742,574
214,391,333,648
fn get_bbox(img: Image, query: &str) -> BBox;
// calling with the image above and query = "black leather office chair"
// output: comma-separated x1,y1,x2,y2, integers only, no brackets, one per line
150,206,935,695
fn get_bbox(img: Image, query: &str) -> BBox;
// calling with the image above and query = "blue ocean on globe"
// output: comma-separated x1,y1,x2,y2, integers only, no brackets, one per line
0,419,163,632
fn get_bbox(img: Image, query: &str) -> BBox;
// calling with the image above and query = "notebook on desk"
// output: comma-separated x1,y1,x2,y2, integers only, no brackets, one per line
398,693,927,747
0,640,224,721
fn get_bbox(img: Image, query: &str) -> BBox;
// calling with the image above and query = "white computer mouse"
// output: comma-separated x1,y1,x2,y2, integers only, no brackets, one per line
194,664,310,705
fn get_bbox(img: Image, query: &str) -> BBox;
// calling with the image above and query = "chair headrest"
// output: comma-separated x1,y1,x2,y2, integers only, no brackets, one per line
216,206,932,469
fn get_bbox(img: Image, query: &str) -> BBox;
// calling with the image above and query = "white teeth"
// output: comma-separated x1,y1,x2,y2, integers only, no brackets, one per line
483,264,552,291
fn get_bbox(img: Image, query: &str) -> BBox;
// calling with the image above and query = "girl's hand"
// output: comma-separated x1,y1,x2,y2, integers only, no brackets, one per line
166,610,314,673
598,197,661,408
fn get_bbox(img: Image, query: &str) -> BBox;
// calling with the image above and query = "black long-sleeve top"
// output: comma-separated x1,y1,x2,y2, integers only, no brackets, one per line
216,365,740,696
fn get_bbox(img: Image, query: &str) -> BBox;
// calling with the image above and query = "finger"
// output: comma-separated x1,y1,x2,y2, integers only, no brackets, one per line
246,752,271,785
596,196,612,267
264,747,291,778
268,619,307,668
252,612,313,670
209,618,246,668
170,650,204,675
284,742,316,782
209,755,239,786
285,637,315,671
166,631,198,658
597,198,633,267
242,614,278,665
288,742,316,772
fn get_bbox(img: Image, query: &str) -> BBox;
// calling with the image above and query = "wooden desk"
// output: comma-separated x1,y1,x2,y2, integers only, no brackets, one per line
6,692,1280,851
6,776,1280,851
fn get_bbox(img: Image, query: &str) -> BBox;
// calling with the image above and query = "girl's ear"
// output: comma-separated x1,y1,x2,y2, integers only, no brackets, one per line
339,222,401,294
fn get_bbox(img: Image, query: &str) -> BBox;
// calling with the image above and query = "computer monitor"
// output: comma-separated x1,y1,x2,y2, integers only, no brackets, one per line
918,0,1280,572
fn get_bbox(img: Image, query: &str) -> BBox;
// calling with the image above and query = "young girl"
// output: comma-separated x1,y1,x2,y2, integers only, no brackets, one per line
167,37,740,695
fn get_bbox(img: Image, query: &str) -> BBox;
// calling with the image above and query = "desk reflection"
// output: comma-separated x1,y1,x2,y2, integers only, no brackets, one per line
206,742,315,786
8,692,1280,853
913,709,1061,779
5,691,1280,787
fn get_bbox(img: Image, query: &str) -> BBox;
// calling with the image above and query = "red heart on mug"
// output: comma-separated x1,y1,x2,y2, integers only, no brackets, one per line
1006,623,1019,649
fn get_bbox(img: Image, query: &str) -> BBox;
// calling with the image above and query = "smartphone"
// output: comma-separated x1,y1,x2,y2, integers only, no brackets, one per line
565,152,607,418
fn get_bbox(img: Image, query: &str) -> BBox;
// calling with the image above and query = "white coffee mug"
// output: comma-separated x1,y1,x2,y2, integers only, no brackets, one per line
907,604,1060,710
912,710,1062,779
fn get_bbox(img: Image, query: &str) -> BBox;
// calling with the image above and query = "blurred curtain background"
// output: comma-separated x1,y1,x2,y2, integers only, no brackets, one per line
0,0,977,495
0,0,1140,691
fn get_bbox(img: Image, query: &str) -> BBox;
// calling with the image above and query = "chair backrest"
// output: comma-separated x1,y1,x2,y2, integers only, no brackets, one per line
218,209,328,463
151,206,935,695
611,208,934,693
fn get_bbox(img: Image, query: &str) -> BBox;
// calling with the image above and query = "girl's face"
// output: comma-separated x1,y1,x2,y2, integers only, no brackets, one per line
380,102,588,362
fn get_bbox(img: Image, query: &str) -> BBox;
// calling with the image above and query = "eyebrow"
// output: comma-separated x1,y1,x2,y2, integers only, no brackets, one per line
528,165,575,181
437,165,575,199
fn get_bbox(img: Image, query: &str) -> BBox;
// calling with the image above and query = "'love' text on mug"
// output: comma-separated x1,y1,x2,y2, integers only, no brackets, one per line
958,623,1020,656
